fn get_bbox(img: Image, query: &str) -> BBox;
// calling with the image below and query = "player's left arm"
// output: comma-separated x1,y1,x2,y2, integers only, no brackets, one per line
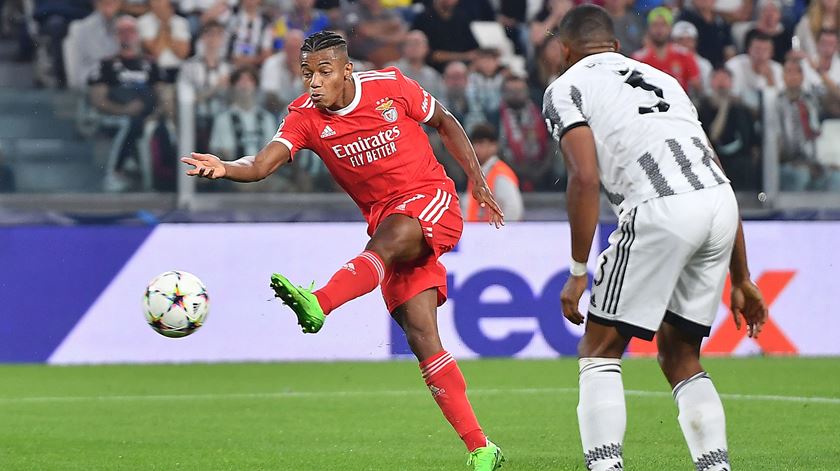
557,125,601,325
426,103,505,228
711,154,768,338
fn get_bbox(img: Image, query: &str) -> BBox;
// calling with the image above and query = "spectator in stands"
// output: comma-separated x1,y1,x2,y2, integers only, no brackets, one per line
466,48,505,128
88,15,161,191
412,0,479,72
803,29,840,117
341,0,407,67
0,149,15,193
122,0,149,16
440,61,479,128
178,21,231,152
497,0,530,55
528,33,563,106
261,28,305,114
776,58,822,190
179,0,235,37
633,7,701,93
65,0,121,89
726,32,783,114
530,0,573,51
450,0,495,22
794,0,840,60
272,0,329,50
432,61,477,187
462,124,524,222
744,0,792,63
499,76,552,191
677,0,736,67
209,67,276,162
697,67,760,189
387,30,444,99
228,0,274,67
604,0,645,55
30,0,93,87
673,21,713,96
138,0,190,82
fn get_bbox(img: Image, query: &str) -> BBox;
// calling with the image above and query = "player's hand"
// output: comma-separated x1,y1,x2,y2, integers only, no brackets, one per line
181,152,227,179
730,279,768,339
560,273,587,325
471,181,505,228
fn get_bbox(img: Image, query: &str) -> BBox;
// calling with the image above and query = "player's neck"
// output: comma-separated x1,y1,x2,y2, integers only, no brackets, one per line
328,76,357,111
570,47,616,66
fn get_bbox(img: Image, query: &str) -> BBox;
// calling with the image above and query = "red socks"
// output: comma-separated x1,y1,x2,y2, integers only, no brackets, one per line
313,250,385,315
420,351,487,452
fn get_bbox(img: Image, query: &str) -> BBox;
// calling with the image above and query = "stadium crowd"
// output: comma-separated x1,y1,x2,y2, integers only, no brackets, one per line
3,0,840,198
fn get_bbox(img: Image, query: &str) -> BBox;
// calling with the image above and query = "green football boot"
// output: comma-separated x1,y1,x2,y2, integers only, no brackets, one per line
270,274,325,333
467,440,505,471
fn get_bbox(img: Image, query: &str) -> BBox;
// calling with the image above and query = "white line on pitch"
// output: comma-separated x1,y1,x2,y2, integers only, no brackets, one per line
1,387,838,405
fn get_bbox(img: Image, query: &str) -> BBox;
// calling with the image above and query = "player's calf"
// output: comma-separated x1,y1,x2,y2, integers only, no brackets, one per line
672,372,730,471
577,357,626,471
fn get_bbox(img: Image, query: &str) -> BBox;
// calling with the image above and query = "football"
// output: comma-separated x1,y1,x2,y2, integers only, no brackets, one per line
143,271,209,338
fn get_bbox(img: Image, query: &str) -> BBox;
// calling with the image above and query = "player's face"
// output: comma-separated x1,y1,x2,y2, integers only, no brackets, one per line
300,48,353,109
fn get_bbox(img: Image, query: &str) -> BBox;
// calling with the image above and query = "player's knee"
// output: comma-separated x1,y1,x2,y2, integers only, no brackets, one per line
367,217,424,264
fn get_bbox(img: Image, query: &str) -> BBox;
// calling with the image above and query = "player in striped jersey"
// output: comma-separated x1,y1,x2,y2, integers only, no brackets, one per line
181,31,505,470
543,6,768,471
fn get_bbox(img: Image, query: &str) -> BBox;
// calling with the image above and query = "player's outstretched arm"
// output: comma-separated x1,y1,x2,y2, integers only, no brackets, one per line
181,141,292,183
426,103,505,228
558,126,601,325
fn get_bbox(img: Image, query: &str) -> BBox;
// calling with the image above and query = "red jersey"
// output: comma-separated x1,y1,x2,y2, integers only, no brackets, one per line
271,67,455,224
632,44,700,91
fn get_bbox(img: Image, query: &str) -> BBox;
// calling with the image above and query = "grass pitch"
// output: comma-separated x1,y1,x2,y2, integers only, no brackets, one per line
1,358,838,470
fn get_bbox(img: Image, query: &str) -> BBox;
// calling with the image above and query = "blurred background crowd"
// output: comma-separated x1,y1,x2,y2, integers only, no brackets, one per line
0,0,838,217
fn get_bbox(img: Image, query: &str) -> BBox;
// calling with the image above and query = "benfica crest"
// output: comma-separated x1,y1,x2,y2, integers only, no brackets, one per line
376,99,399,123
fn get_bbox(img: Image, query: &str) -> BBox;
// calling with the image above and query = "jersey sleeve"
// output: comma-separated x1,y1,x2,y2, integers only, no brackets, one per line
271,107,310,156
395,69,437,124
542,79,588,141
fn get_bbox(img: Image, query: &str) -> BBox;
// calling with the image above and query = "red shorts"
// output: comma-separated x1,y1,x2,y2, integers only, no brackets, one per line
370,186,463,313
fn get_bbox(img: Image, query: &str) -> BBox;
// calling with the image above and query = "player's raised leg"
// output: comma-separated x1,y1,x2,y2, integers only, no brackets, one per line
270,215,427,333
391,289,504,471
657,322,731,471
575,322,630,471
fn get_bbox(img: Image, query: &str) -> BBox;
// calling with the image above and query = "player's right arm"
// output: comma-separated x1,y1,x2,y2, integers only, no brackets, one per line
543,79,600,325
182,105,309,182
181,141,291,182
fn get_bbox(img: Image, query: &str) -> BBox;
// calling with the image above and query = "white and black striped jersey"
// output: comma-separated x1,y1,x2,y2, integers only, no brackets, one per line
543,52,728,215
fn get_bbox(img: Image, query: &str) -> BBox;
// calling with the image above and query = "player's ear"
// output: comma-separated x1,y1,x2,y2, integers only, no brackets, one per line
613,39,621,53
560,41,572,67
344,61,354,80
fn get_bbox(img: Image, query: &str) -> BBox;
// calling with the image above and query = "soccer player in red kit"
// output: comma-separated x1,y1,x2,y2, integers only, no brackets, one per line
181,31,505,470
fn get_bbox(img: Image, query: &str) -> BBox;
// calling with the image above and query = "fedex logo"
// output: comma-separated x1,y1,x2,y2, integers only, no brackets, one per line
389,231,798,357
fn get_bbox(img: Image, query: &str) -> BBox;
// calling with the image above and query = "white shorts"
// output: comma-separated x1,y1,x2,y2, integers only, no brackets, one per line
588,184,739,340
